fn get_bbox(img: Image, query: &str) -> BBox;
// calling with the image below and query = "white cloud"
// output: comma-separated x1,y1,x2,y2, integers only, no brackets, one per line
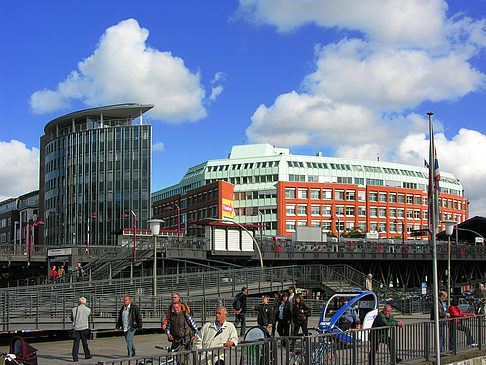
0,140,39,200
209,86,224,102
238,0,448,47
152,142,165,152
304,39,485,111
393,129,486,217
242,0,486,215
30,19,207,123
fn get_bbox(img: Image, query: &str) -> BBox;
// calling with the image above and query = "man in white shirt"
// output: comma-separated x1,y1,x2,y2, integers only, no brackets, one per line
194,307,238,364
71,297,92,362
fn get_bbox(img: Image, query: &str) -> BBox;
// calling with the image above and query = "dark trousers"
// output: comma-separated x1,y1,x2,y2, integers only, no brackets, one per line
72,329,91,361
449,323,474,350
292,321,308,336
369,332,396,364
235,313,246,336
277,319,290,346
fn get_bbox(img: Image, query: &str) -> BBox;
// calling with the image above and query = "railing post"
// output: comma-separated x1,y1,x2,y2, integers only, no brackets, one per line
304,336,311,365
424,322,430,361
391,326,397,365
479,315,483,350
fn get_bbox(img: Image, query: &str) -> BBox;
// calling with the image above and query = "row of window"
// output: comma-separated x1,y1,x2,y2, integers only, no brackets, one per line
207,161,280,172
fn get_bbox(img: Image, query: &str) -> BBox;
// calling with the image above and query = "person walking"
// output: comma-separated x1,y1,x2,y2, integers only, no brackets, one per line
448,297,477,350
365,274,373,291
162,293,191,331
292,295,310,336
50,266,58,284
116,296,143,357
369,304,404,364
166,302,198,364
430,291,450,353
474,283,486,314
277,293,292,346
58,265,65,283
75,263,85,282
233,287,247,336
251,295,273,330
194,306,238,365
71,297,92,362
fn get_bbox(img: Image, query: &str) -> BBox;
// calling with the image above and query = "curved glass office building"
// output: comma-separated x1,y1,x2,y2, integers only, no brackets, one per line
40,104,152,246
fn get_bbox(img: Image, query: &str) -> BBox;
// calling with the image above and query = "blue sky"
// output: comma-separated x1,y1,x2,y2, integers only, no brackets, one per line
1,0,486,216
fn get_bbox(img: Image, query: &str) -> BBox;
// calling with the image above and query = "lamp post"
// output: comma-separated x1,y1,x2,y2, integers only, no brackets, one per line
394,218,405,244
167,203,181,237
122,211,137,261
147,219,164,297
209,218,263,268
86,214,97,255
442,219,457,307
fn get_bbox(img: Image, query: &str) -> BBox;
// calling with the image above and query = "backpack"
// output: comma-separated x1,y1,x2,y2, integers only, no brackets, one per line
233,293,242,311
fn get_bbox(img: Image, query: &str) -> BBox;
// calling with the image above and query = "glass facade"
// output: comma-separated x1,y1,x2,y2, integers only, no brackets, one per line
42,105,152,246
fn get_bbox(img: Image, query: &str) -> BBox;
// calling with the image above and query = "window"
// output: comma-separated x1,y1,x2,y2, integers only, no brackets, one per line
286,221,296,232
423,196,427,206
379,222,387,232
389,193,397,203
370,207,378,218
390,222,397,233
297,204,307,216
397,209,404,218
358,222,366,231
335,206,344,216
298,188,308,199
322,205,332,216
311,205,320,216
423,211,428,220
323,189,332,200
379,193,387,203
415,196,421,205
346,206,355,217
346,190,356,201
346,222,354,230
285,188,296,199
355,177,364,185
297,220,307,227
369,192,378,202
407,195,413,204
407,209,413,219
358,191,366,202
335,190,345,200
414,210,421,219
311,220,321,227
389,208,396,218
370,222,378,232
286,204,295,216
322,221,331,231
358,206,366,217
379,207,387,218
398,194,405,204
310,189,321,200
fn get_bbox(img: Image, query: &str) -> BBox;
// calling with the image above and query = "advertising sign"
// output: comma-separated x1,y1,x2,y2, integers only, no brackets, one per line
222,198,234,219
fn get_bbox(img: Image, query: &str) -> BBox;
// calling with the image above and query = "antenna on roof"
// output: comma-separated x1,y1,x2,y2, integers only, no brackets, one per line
377,153,380,162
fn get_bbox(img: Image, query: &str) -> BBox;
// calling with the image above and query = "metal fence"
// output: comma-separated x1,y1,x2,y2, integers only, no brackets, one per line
92,316,486,365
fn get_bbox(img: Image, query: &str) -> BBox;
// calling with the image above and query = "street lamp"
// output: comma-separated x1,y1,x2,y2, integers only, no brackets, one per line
442,219,456,307
122,211,137,261
86,214,97,255
394,218,405,244
167,203,181,237
147,218,164,297
209,218,263,268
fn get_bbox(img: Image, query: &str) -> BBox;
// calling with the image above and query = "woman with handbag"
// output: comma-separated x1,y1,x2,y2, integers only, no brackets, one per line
292,294,311,337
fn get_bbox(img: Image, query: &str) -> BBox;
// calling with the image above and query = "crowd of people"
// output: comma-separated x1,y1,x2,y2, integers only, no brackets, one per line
69,286,313,363
50,263,86,284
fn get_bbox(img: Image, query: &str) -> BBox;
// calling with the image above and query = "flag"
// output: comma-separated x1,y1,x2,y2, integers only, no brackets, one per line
427,115,440,232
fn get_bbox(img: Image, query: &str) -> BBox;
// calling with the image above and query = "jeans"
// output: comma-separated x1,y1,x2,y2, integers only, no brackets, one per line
439,324,446,353
72,329,91,361
449,323,474,350
124,328,137,356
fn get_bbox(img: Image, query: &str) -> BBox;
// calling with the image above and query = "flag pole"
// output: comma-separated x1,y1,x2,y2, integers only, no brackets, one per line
428,111,441,364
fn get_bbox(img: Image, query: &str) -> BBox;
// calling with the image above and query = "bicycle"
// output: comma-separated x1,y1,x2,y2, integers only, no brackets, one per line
155,342,187,365
0,351,23,365
287,334,336,364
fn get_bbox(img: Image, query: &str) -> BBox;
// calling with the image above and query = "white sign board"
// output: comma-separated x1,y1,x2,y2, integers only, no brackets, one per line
48,248,72,257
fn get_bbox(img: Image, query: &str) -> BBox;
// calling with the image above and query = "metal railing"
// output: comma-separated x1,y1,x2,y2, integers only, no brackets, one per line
91,316,486,364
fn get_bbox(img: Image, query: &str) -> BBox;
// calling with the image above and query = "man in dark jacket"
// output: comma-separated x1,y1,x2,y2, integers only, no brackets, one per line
430,291,450,353
369,305,404,364
234,287,247,335
116,296,143,357
252,295,273,329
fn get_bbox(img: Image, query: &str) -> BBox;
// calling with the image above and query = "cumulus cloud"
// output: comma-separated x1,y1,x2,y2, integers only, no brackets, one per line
393,129,486,216
241,0,486,215
152,142,165,152
0,140,39,201
30,19,207,123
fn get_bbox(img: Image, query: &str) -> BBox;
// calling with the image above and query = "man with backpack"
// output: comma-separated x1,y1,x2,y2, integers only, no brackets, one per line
162,293,191,331
233,287,247,336
166,302,198,363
